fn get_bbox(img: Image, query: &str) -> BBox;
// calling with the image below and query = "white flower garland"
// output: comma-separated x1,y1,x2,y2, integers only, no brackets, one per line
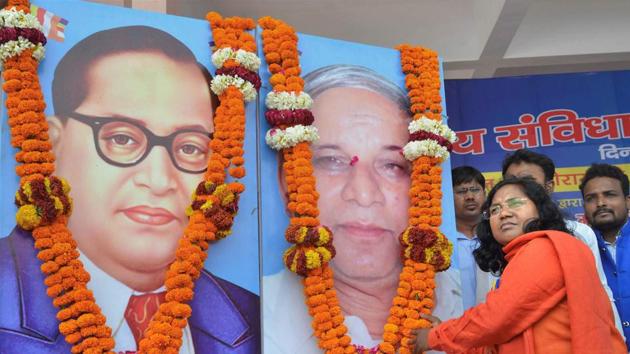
403,139,449,161
265,124,319,150
408,116,457,143
210,74,257,102
0,38,45,66
211,47,261,72
265,91,313,110
0,8,44,31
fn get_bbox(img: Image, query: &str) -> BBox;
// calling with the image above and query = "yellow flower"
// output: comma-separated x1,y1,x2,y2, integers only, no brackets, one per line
16,204,40,230
22,182,32,200
44,178,52,194
61,178,71,194
317,227,330,244
305,249,322,269
52,196,63,212
316,247,332,262
200,200,213,211
297,226,308,243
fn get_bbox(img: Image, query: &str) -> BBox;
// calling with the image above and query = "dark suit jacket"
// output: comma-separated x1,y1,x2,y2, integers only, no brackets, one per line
0,227,260,353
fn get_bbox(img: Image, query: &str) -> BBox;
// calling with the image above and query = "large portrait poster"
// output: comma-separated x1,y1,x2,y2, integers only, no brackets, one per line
446,71,630,222
0,1,260,352
258,33,460,353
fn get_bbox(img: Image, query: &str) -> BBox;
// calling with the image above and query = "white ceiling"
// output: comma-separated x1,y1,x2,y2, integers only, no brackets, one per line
89,0,630,79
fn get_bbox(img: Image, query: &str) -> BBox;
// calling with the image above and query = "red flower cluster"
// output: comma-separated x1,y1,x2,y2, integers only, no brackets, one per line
189,181,241,239
0,27,47,45
215,65,261,91
409,130,453,152
264,109,314,127
401,226,438,248
285,224,332,246
15,176,72,229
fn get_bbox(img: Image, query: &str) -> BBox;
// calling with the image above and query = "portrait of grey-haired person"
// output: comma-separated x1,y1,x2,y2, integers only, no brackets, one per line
263,64,463,354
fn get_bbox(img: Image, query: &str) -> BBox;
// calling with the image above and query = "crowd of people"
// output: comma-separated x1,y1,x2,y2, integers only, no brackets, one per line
414,149,630,353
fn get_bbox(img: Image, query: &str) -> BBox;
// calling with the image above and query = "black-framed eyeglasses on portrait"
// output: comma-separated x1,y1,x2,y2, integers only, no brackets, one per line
65,112,213,174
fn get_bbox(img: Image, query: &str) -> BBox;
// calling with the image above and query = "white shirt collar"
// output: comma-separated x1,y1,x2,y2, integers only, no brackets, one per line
78,252,189,353
79,251,135,338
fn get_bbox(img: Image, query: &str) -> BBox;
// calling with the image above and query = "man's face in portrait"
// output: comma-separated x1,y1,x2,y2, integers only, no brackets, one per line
310,86,411,281
49,51,214,290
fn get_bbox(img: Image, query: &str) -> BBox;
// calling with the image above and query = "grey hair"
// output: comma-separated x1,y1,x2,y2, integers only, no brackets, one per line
303,64,410,114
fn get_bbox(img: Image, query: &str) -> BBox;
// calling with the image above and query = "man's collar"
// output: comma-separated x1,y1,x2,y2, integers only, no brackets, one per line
593,218,630,245
456,230,478,240
79,251,136,337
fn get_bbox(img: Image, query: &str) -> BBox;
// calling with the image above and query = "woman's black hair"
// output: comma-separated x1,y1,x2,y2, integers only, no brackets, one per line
473,177,571,275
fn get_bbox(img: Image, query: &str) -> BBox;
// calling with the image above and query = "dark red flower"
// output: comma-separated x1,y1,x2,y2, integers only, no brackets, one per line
216,66,261,91
265,109,314,127
209,209,233,230
19,28,47,45
409,130,453,152
0,27,18,43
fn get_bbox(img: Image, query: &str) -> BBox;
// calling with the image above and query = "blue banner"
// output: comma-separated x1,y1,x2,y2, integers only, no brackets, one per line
446,71,630,222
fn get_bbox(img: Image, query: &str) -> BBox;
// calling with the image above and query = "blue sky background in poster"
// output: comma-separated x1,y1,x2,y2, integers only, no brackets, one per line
258,33,458,275
0,0,260,294
446,70,630,222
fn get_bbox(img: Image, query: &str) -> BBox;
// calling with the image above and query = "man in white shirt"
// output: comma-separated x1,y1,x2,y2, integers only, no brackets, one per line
502,148,623,335
451,166,498,310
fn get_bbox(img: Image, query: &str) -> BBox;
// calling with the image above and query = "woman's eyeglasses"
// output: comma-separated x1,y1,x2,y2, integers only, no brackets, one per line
483,197,530,219
65,112,213,174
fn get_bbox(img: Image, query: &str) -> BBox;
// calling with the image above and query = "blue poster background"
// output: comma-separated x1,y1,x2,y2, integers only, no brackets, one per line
446,70,630,222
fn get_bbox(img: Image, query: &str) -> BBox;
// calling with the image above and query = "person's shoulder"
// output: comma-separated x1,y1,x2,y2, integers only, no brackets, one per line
197,270,259,309
565,219,597,240
519,231,590,262
262,268,304,310
0,229,65,350
518,236,558,260
189,270,260,349
0,228,25,288
0,233,19,319
262,269,319,354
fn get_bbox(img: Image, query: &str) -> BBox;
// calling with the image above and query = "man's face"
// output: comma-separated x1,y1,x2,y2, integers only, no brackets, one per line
453,180,485,222
310,87,410,281
51,52,214,288
583,177,630,233
504,161,553,193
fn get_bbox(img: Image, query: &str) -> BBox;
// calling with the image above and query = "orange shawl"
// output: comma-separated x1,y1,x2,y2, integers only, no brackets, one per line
428,230,625,354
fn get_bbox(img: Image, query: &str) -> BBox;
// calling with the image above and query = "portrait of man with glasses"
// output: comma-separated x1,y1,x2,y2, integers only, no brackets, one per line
0,25,259,353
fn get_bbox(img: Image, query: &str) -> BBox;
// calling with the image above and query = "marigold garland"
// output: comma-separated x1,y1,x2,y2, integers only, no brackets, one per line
2,2,115,352
137,12,255,353
260,18,453,354
2,2,253,352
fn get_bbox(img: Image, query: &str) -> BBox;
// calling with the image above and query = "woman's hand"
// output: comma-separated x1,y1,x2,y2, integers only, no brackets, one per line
412,328,431,354
412,313,442,354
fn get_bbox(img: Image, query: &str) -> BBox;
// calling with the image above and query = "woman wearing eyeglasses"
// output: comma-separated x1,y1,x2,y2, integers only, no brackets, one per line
413,177,626,354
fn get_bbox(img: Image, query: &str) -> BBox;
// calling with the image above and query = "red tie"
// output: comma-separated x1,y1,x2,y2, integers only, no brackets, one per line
123,292,166,349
